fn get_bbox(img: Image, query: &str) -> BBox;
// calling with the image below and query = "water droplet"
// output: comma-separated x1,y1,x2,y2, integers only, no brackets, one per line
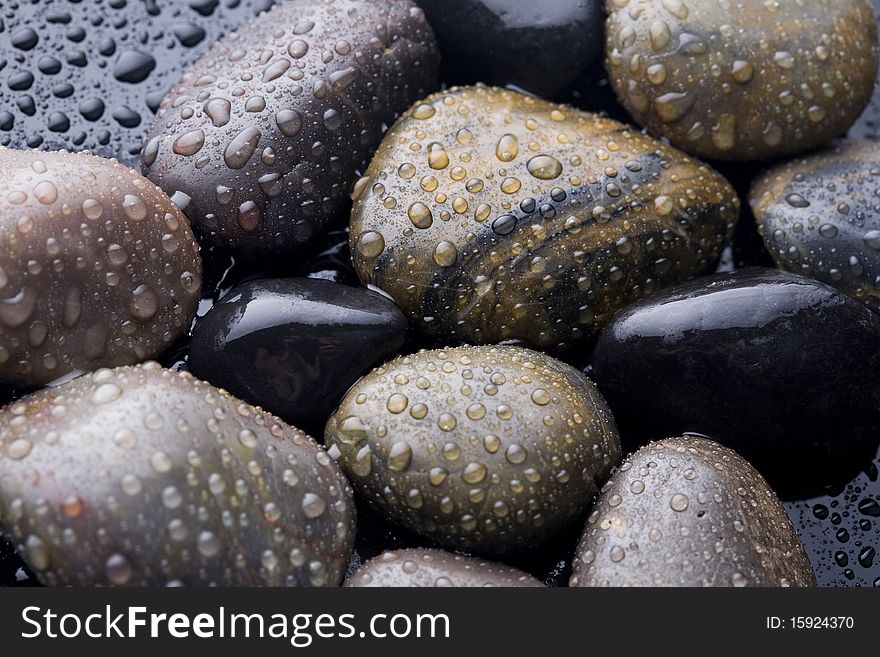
427,142,449,170
670,493,689,511
302,492,327,518
408,202,433,229
388,442,413,471
526,155,563,180
496,134,519,162
224,127,261,169
197,531,220,557
91,383,122,404
386,393,408,414
433,241,457,267
785,193,810,208
7,438,33,460
173,129,205,156
356,231,385,258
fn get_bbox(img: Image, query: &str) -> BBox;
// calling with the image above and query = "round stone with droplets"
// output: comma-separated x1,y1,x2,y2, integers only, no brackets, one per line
0,147,201,386
141,0,439,260
345,548,543,587
325,345,621,554
605,0,878,161
0,363,355,586
750,139,880,312
349,85,739,351
569,436,816,587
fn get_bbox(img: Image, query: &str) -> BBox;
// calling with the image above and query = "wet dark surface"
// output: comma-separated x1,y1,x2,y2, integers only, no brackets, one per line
0,0,280,166
415,0,603,99
2,0,880,587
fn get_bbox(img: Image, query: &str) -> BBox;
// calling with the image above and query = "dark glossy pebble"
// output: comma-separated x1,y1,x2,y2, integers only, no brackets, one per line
591,268,880,490
750,140,880,313
570,437,816,587
0,0,281,166
189,278,408,431
415,0,603,98
141,0,439,261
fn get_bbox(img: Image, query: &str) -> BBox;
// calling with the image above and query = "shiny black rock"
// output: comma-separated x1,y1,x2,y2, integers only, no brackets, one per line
415,0,603,98
188,278,408,432
591,268,880,495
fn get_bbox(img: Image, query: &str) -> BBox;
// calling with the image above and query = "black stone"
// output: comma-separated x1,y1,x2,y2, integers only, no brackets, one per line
591,268,880,495
416,0,603,98
189,278,408,433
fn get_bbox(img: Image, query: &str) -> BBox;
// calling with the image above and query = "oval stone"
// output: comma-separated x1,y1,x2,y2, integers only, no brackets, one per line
350,86,739,351
591,268,880,490
605,0,878,161
0,363,355,586
0,147,202,386
325,345,621,554
189,278,408,431
141,0,439,260
570,436,816,587
750,140,880,312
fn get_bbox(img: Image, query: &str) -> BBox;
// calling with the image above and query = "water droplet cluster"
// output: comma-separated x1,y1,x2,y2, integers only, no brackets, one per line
785,451,880,586
0,147,201,386
0,0,283,166
350,85,739,350
345,548,543,587
570,436,816,587
751,139,880,312
605,0,878,160
141,0,439,259
325,345,621,554
0,362,354,586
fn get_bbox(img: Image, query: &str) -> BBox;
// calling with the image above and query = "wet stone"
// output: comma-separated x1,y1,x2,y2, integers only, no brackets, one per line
0,363,355,586
606,0,878,161
325,344,621,555
350,86,738,352
591,268,880,493
415,0,603,98
750,139,880,313
189,278,408,432
141,0,439,261
0,147,202,387
570,436,816,587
